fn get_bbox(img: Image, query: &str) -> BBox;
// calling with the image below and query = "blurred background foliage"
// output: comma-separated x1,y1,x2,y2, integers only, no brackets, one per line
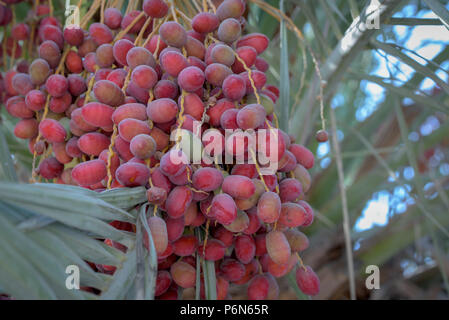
1,0,449,299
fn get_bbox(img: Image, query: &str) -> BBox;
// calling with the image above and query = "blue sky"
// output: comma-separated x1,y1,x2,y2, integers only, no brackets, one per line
315,3,449,233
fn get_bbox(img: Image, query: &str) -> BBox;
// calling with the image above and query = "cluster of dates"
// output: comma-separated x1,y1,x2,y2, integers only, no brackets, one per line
2,0,320,299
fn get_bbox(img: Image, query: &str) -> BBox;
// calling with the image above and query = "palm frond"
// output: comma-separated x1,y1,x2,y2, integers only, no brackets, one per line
0,182,152,300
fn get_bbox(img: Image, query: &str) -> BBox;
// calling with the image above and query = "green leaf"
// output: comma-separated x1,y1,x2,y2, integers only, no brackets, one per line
0,238,57,299
134,211,145,300
15,186,144,231
100,243,137,300
394,101,449,238
17,216,57,231
290,0,403,138
196,228,216,300
0,112,33,169
279,0,290,132
348,0,360,20
0,125,18,182
318,0,343,40
202,259,217,300
26,228,111,291
372,40,449,96
30,183,97,196
195,250,201,300
0,212,85,299
351,73,448,114
328,0,349,24
49,225,125,266
385,17,443,25
195,228,203,300
0,183,135,242
97,187,147,210
423,0,449,30
0,201,124,265
140,204,157,300
297,0,330,55
7,183,136,222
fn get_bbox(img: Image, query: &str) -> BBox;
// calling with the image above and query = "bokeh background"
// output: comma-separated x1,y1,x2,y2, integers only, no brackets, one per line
245,0,449,300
